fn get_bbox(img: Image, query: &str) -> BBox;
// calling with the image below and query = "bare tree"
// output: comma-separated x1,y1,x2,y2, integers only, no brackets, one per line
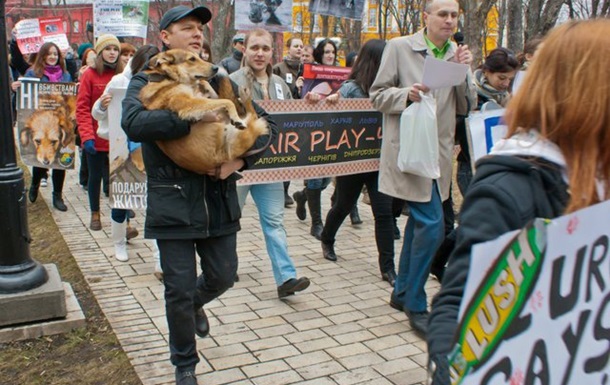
524,0,566,41
386,0,424,36
566,0,610,17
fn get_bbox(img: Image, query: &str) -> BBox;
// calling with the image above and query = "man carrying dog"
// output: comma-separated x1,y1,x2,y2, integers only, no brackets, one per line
121,6,276,385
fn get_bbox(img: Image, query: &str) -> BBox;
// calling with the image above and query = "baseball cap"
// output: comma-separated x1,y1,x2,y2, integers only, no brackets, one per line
233,33,245,43
159,5,212,31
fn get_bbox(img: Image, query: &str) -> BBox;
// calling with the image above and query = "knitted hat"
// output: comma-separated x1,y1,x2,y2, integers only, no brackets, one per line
95,34,120,54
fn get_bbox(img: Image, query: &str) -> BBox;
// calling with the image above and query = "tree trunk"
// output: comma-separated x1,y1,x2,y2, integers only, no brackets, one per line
459,0,498,67
525,0,564,41
507,0,523,52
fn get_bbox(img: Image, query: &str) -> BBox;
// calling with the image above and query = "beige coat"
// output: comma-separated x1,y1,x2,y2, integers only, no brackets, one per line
370,29,475,202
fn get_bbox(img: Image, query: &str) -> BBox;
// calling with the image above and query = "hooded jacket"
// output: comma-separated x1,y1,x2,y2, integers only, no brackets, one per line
427,132,570,384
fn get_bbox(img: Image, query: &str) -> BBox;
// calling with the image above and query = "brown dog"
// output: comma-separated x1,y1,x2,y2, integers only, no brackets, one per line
20,97,75,166
139,49,268,174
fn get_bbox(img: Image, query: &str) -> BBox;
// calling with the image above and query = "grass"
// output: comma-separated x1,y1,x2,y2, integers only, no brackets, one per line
0,169,142,385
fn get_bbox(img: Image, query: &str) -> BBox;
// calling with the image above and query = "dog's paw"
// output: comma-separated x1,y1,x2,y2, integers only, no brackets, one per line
232,119,246,130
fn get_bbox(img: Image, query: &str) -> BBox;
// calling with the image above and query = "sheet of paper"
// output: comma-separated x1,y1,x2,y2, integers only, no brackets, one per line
421,55,469,89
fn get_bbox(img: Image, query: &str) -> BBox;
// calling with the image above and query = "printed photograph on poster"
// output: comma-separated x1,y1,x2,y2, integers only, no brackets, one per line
107,88,147,210
300,63,351,99
308,0,365,20
235,0,292,32
94,0,149,38
14,17,70,54
17,80,77,170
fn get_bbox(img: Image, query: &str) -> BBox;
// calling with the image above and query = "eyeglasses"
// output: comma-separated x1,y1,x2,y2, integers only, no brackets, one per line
324,50,335,54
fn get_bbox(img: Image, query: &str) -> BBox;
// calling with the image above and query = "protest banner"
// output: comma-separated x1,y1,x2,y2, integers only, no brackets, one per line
308,0,365,20
93,0,149,39
235,0,292,32
239,99,382,185
300,63,351,99
449,199,610,385
17,79,77,170
14,17,70,54
107,88,147,210
466,108,506,168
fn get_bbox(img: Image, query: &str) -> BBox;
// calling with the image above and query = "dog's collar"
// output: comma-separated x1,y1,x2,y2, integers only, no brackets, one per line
148,73,168,83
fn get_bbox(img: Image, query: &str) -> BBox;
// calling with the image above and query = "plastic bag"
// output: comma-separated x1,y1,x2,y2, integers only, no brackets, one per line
397,92,440,179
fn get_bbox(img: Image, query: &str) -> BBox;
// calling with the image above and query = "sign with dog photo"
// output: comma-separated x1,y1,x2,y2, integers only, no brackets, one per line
107,87,147,210
17,79,77,170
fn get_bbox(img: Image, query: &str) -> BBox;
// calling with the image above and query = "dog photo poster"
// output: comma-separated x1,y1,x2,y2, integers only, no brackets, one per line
17,79,78,170
107,87,147,210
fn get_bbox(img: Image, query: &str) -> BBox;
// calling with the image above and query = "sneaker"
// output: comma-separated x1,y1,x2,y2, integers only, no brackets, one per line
40,178,48,187
277,277,310,298
175,368,198,385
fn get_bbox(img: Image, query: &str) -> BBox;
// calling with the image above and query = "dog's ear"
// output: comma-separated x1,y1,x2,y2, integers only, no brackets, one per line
57,106,75,147
150,52,173,69
20,126,31,146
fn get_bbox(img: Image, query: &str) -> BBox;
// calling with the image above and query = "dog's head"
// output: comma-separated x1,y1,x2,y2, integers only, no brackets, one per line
21,105,74,166
148,49,218,84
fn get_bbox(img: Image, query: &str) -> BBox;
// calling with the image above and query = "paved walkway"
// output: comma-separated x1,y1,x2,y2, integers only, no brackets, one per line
43,167,440,385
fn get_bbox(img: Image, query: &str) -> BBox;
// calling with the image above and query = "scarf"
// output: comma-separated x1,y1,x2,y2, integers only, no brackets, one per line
103,60,117,70
43,65,63,82
474,69,510,107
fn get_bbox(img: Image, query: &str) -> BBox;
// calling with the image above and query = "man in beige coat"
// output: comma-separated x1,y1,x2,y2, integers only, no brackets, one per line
369,0,475,337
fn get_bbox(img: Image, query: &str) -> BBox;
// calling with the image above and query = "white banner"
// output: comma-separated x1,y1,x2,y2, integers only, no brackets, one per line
466,109,506,168
450,199,610,385
93,0,149,39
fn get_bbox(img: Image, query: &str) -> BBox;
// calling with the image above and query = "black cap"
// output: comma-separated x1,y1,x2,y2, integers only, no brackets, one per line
159,5,212,31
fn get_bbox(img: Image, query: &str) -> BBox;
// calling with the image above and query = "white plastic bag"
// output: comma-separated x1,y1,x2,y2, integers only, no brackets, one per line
397,92,440,179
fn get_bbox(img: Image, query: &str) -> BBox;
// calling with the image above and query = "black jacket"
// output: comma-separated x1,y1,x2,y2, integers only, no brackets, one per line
121,71,277,240
427,155,569,383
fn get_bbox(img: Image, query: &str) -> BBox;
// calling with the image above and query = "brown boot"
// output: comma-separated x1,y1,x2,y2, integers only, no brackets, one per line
126,225,139,240
90,211,102,231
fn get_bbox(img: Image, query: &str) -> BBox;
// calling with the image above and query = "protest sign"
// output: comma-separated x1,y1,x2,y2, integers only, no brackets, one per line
14,17,70,54
107,88,147,209
466,109,506,168
93,0,149,39
308,0,365,20
449,199,610,385
17,80,77,170
239,99,382,185
235,0,292,32
300,63,351,98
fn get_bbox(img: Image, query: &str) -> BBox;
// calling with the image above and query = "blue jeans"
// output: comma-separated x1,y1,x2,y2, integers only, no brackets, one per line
394,181,444,312
237,182,297,286
305,177,330,190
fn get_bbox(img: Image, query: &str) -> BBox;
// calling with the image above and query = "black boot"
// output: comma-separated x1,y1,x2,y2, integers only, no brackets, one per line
284,181,294,208
350,205,362,225
28,183,39,203
306,188,323,240
293,189,307,220
52,192,68,211
321,241,337,261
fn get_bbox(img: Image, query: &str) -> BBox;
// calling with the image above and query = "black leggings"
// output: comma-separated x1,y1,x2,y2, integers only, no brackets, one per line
85,151,109,212
321,172,395,274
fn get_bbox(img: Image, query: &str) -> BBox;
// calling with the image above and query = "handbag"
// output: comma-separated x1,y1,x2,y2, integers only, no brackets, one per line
397,92,440,179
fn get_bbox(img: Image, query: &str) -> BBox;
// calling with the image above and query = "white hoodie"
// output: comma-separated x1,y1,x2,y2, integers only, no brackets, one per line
92,61,134,139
